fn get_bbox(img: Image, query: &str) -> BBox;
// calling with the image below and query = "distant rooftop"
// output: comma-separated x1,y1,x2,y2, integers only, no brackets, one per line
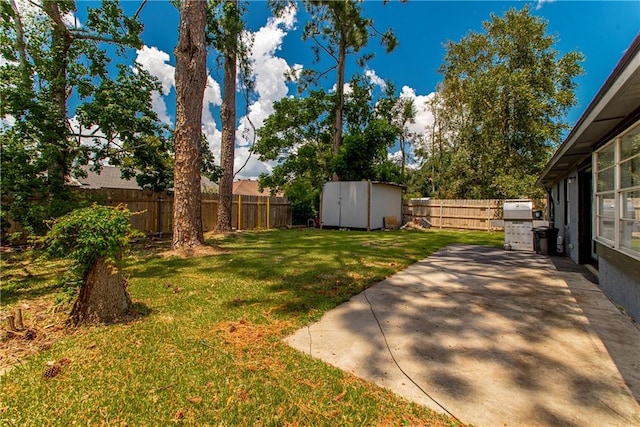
71,165,219,192
232,179,283,197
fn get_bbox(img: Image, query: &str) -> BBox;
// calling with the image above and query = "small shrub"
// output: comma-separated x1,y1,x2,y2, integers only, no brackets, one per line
45,204,141,295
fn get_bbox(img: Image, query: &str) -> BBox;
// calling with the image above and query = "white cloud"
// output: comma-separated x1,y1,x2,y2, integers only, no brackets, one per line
365,69,387,90
135,46,176,125
536,0,555,10
387,150,403,165
135,45,223,148
67,115,109,149
14,0,81,27
330,83,353,96
62,11,81,28
399,86,437,138
234,5,299,178
1,114,16,130
202,75,223,156
234,146,273,179
136,46,174,95
135,6,300,179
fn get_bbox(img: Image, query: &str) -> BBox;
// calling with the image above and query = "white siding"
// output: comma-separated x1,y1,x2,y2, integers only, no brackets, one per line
339,182,369,229
370,183,402,230
320,182,341,227
321,181,402,229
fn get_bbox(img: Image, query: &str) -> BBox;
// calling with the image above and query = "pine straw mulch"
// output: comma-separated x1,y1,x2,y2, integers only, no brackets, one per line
0,298,71,376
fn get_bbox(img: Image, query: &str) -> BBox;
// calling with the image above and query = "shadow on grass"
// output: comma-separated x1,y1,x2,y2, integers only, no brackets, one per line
1,280,61,306
98,301,154,326
126,229,504,325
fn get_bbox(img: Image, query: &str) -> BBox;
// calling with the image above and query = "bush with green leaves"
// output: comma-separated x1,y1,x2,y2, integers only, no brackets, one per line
45,204,141,292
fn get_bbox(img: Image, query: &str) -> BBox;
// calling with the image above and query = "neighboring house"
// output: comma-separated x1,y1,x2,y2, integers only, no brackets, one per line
71,165,219,193
538,34,640,321
232,179,282,197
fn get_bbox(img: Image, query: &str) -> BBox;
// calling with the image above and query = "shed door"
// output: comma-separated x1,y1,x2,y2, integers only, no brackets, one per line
321,182,341,227
340,182,369,229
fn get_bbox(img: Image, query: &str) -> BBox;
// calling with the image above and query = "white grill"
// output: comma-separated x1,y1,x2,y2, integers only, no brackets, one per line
504,201,533,251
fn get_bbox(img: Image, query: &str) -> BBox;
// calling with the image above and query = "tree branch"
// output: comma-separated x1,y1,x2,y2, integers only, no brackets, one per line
26,0,45,12
311,35,337,62
8,0,29,82
42,1,73,40
70,31,126,45
134,0,149,19
316,65,337,81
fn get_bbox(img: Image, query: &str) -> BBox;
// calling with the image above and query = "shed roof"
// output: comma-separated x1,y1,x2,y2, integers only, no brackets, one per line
538,33,640,187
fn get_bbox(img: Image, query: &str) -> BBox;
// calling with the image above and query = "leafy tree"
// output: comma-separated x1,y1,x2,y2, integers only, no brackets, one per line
300,0,398,180
284,178,320,225
255,89,335,193
256,74,400,218
390,96,416,178
0,0,166,235
428,6,583,199
333,74,400,182
45,204,141,325
118,133,221,193
172,0,208,249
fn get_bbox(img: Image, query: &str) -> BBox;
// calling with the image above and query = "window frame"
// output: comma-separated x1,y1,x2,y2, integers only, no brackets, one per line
593,120,640,261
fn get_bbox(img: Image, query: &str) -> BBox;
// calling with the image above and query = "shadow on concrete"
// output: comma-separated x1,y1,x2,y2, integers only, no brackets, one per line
285,245,640,427
552,256,640,404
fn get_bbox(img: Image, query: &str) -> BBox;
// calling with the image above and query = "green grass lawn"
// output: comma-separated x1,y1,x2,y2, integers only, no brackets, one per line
1,228,503,426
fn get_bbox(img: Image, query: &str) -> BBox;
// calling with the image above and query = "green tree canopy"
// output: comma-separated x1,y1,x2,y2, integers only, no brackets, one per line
0,0,167,234
300,0,398,179
255,74,401,221
415,5,583,199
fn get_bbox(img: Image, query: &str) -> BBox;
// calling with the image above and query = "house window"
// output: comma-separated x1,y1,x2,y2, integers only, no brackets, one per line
594,120,640,259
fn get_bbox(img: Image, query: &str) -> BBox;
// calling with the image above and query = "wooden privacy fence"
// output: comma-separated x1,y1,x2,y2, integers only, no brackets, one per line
2,189,292,241
82,189,292,235
403,199,547,231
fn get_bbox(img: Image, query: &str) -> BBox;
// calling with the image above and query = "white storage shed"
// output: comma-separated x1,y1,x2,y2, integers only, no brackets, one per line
320,181,403,230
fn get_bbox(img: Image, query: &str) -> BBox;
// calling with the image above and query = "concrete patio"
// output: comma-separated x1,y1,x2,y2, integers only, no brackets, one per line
284,245,640,426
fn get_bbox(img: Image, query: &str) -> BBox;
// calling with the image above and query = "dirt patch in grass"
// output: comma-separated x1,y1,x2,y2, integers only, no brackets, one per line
158,244,226,259
212,319,294,350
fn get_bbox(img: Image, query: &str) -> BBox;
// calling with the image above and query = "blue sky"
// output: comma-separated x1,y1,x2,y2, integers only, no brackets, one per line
76,1,640,177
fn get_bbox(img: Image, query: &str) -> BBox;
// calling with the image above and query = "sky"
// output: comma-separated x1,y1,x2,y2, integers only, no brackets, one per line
14,1,640,179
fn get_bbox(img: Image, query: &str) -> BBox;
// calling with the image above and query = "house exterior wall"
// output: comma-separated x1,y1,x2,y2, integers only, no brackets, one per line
539,34,640,323
550,170,583,263
598,255,640,321
567,170,581,263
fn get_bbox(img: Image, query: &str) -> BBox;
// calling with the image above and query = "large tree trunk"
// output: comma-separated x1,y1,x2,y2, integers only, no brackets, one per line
172,0,207,249
216,0,238,233
332,36,347,182
43,0,73,195
69,257,131,325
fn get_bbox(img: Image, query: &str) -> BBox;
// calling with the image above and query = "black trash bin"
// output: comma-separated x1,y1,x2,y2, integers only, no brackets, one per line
532,227,558,255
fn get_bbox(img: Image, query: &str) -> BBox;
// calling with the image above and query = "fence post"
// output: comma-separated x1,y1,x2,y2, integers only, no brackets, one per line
439,202,443,229
266,197,271,229
237,195,242,231
486,206,490,231
157,196,163,236
257,197,261,229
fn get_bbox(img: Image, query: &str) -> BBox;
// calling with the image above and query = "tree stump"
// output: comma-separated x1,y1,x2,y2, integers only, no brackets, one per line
69,256,131,325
